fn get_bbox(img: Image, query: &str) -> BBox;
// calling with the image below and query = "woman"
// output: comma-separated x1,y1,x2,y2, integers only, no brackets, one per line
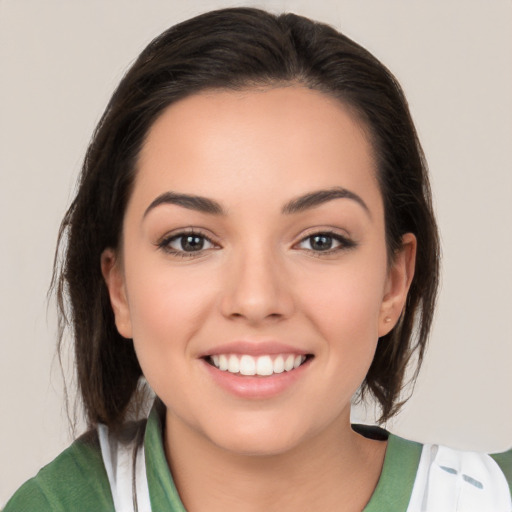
4,7,511,512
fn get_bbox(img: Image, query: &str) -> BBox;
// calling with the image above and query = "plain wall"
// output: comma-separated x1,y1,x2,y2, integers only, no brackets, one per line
1,0,511,504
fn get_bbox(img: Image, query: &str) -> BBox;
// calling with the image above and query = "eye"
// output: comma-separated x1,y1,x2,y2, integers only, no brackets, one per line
159,231,217,255
297,232,355,253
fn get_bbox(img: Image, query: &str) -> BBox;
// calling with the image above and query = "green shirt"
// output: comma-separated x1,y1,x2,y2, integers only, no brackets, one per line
4,405,511,511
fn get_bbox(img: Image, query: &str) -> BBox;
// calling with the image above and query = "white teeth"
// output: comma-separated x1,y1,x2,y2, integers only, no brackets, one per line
273,355,285,374
228,354,240,373
239,355,256,375
219,354,228,371
284,354,295,371
210,353,307,376
256,355,273,376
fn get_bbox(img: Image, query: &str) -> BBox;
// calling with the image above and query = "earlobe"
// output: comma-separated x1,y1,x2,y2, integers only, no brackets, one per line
100,249,133,339
378,233,417,337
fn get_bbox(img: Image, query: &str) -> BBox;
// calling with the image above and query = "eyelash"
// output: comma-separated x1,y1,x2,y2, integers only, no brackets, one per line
157,230,218,258
156,229,356,258
295,231,356,255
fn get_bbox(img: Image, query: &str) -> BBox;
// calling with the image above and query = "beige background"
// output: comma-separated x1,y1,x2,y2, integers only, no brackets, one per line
1,0,511,504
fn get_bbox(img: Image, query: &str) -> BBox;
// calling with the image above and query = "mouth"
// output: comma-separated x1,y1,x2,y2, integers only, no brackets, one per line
205,353,313,377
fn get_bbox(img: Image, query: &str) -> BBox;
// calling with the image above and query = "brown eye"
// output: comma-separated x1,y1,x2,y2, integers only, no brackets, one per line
161,232,216,254
297,232,356,253
177,234,206,252
309,234,334,251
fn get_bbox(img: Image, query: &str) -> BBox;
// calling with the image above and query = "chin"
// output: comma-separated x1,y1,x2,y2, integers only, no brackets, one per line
213,430,304,458
200,413,319,458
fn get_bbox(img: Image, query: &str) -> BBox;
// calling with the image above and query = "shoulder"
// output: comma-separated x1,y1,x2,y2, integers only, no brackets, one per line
491,448,512,494
3,430,114,512
365,431,512,512
406,441,512,511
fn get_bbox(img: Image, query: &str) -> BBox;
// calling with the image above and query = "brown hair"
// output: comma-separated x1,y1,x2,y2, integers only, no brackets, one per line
53,7,439,430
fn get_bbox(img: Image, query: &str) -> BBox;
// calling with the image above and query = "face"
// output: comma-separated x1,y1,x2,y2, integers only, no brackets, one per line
103,87,415,456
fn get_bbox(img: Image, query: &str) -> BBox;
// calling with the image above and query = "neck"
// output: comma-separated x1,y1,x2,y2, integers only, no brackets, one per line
164,410,387,512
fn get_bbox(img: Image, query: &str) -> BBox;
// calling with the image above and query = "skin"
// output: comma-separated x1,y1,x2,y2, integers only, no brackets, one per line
102,86,416,511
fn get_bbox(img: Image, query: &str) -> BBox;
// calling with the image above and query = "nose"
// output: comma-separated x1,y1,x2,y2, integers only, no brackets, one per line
220,246,295,324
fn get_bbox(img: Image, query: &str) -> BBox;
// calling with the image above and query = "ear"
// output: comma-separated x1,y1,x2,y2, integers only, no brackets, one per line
101,248,133,339
378,233,417,337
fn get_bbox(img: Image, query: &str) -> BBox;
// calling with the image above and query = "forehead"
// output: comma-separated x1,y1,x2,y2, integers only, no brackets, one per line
134,86,381,214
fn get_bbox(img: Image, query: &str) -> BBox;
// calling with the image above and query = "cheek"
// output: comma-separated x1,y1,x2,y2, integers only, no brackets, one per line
295,257,387,392
298,261,387,340
124,260,216,366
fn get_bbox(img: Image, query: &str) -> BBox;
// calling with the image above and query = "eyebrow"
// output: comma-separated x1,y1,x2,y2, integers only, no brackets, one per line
282,187,371,217
143,191,225,217
143,186,370,219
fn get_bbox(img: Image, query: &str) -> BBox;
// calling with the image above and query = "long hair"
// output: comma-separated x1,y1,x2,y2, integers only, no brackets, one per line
52,7,439,430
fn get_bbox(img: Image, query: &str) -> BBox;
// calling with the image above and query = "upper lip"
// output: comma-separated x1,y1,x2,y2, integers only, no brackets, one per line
199,340,310,358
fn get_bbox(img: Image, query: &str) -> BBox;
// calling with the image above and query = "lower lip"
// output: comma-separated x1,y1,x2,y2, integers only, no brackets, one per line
201,358,311,399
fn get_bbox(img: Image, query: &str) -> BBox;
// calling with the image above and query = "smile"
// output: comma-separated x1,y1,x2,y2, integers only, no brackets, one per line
209,354,308,376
